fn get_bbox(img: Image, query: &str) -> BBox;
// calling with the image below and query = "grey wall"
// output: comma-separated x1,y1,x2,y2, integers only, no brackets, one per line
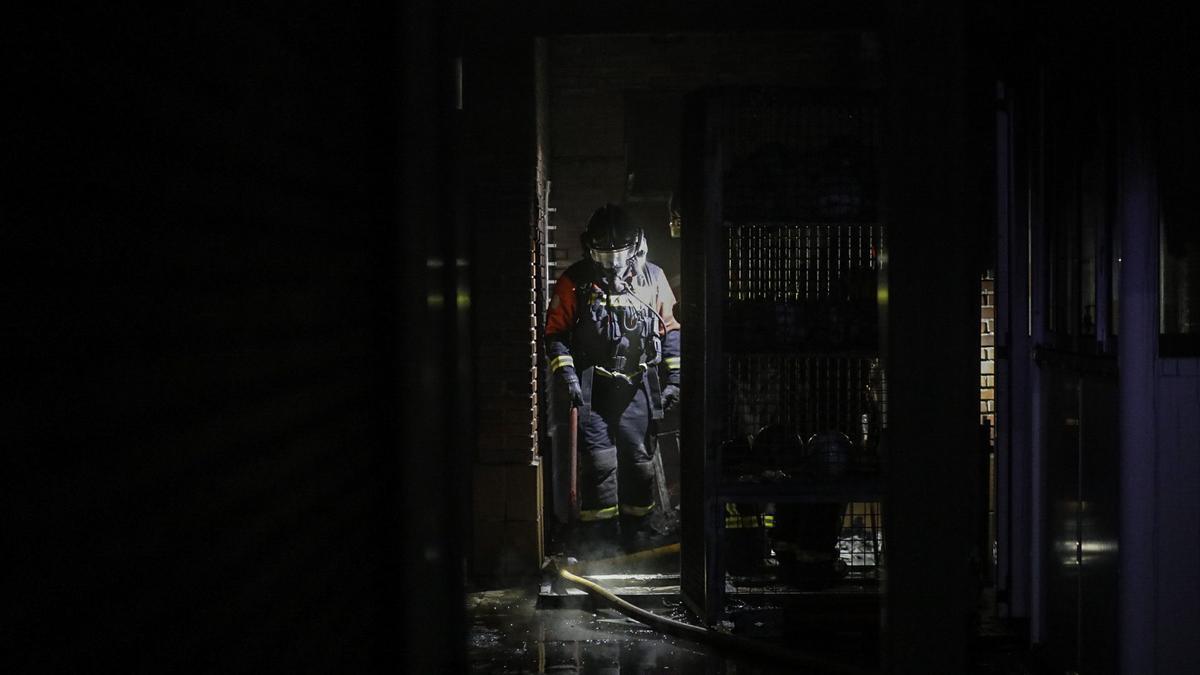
1152,360,1200,671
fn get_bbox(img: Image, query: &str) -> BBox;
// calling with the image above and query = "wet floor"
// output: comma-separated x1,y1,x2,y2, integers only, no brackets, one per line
467,541,1030,674
466,585,1037,674
467,586,799,674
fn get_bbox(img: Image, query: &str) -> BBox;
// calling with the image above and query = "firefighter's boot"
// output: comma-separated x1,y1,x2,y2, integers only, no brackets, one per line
568,518,622,561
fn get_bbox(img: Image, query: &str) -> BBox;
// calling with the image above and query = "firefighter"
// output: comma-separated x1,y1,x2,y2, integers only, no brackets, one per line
546,203,681,553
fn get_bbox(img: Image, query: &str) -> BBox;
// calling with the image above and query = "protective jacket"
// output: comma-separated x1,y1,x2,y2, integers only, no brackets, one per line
546,260,680,409
546,260,681,522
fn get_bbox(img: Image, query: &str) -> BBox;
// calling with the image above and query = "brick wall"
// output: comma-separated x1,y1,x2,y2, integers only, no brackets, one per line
472,462,544,578
981,272,996,442
981,271,997,580
464,34,545,580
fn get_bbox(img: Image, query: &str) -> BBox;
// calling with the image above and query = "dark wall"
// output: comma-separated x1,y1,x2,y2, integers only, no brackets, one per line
1027,15,1123,670
547,31,882,284
1127,9,1200,674
456,22,547,580
9,3,461,671
881,2,977,671
991,4,1200,672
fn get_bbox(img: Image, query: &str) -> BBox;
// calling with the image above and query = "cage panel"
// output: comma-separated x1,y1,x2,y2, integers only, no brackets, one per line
724,353,882,452
724,223,881,353
724,94,880,224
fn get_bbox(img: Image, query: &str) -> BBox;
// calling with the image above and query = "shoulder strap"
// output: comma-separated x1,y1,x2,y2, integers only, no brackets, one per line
573,273,592,323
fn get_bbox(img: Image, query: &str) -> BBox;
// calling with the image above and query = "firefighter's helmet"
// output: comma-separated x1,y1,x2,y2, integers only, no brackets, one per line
805,431,852,480
582,203,647,278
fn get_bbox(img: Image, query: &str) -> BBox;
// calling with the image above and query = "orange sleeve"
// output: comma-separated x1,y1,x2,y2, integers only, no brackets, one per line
545,272,577,336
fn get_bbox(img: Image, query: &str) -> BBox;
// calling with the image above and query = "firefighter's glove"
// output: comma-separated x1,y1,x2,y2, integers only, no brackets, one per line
560,368,584,409
661,384,681,412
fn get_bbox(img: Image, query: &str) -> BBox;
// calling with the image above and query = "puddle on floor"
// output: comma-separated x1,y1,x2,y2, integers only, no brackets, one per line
468,587,808,674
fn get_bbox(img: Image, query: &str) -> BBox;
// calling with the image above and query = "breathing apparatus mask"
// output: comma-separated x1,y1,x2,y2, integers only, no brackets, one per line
582,204,647,290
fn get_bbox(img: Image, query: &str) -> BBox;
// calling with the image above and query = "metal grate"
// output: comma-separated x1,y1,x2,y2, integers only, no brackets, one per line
724,95,879,224
685,90,887,615
724,353,882,448
836,501,885,579
725,223,881,302
723,223,881,354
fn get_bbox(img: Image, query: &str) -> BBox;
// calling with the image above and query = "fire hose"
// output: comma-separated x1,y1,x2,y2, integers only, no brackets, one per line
545,557,874,675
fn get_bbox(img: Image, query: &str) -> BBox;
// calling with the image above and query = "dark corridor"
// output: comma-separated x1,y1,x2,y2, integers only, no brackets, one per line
8,2,1200,674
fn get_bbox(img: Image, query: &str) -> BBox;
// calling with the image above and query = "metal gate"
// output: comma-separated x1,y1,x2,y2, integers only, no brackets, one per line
680,88,885,623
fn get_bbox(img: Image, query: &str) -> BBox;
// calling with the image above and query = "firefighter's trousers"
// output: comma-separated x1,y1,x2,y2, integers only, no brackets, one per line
577,375,655,522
